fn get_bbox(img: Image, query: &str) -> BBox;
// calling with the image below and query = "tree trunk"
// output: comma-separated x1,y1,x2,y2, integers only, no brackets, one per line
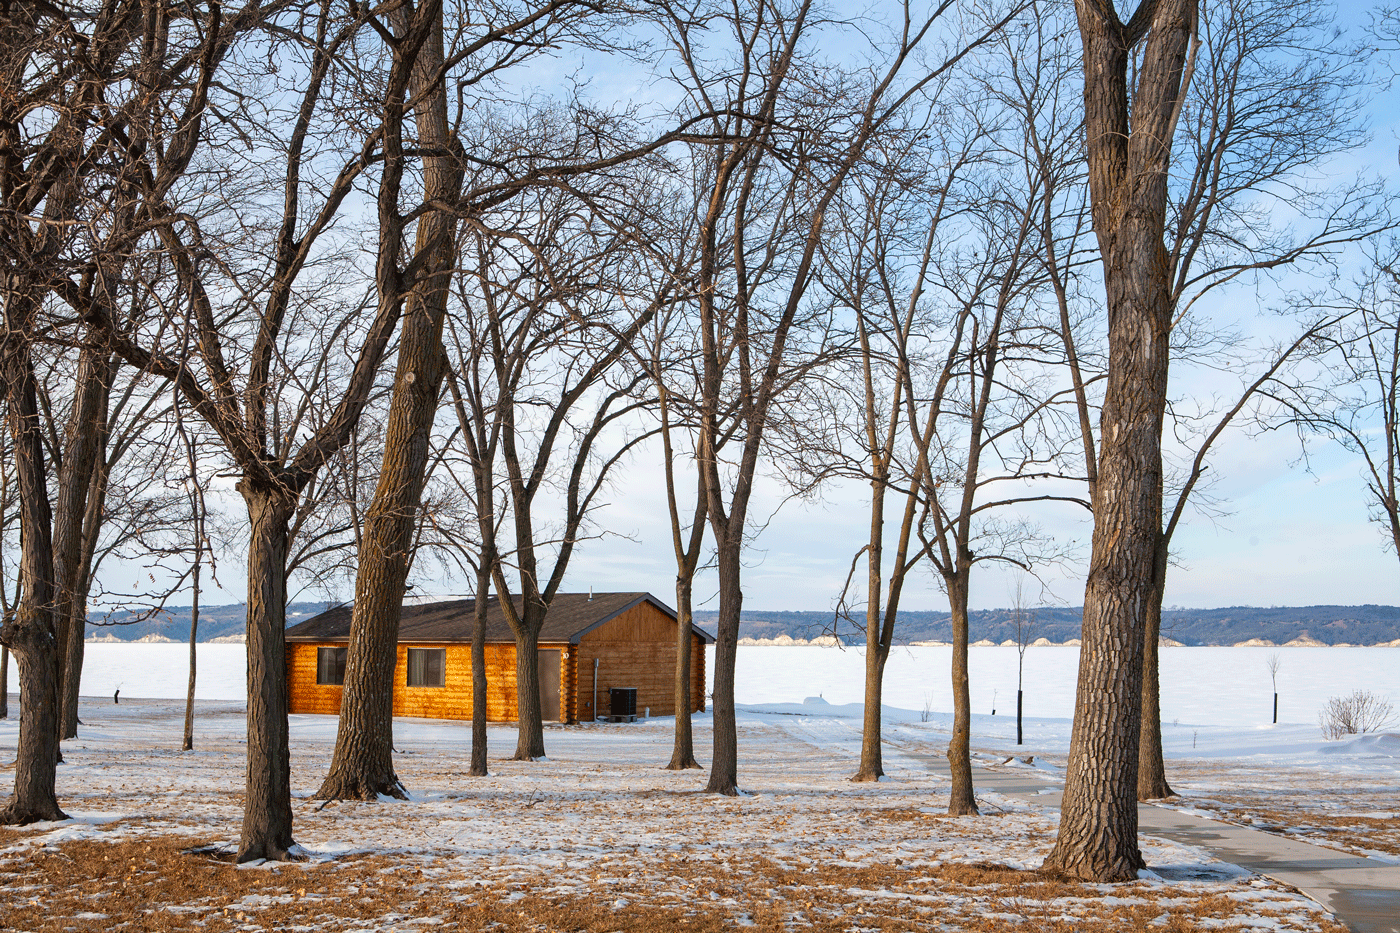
512,622,545,760
62,389,112,741
946,581,978,815
853,471,888,783
183,559,199,751
469,561,489,777
704,537,741,795
1,645,8,719
1138,549,1174,800
666,573,701,770
59,620,84,740
1044,0,1194,883
2,610,65,824
52,344,113,742
0,330,65,824
236,478,297,863
853,642,889,782
316,0,459,805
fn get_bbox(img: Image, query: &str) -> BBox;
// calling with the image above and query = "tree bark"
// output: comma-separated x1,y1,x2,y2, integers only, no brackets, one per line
1,645,8,719
184,559,199,751
236,478,297,863
469,560,489,777
666,572,701,770
52,344,114,742
661,410,705,772
316,0,459,805
946,583,978,815
703,537,741,795
1044,0,1196,883
0,322,66,824
853,471,888,783
511,620,544,760
1137,536,1174,799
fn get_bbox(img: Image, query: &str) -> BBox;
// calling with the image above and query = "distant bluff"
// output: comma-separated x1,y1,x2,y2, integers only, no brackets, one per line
81,601,1400,646
695,604,1400,647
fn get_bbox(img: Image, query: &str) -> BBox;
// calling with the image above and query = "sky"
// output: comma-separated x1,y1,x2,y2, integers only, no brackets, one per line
389,2,1400,615
91,1,1400,617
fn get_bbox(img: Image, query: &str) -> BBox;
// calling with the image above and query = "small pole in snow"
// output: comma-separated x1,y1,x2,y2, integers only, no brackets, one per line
991,688,997,716
114,689,120,705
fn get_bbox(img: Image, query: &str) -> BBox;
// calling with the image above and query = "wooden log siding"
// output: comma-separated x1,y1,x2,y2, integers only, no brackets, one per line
571,602,707,722
288,642,572,722
286,594,709,724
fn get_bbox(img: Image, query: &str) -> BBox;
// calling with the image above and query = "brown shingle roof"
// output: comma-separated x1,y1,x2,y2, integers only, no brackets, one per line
284,591,715,645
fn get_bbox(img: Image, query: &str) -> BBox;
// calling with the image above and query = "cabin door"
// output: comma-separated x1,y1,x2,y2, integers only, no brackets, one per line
538,649,561,721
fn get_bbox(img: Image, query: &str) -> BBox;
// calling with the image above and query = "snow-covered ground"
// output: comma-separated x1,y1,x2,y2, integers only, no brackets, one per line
0,699,1363,932
0,644,1393,930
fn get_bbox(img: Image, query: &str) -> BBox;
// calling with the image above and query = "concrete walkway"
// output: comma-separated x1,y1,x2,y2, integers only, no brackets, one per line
962,761,1400,933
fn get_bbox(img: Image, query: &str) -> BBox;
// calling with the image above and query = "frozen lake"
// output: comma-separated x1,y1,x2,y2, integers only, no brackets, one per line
6,642,1395,731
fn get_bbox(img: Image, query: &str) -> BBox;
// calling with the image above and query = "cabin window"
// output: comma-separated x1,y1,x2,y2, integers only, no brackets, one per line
316,647,347,686
407,648,446,687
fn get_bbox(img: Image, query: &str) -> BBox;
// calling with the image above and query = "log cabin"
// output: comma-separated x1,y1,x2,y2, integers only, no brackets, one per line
284,592,714,724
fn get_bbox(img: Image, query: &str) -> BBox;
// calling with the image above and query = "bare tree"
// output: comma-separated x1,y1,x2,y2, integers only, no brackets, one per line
316,0,671,800
638,255,714,771
816,119,972,787
450,182,663,760
660,0,1022,798
75,0,444,859
1287,251,1400,581
1037,0,1383,805
0,0,282,825
315,0,470,804
1043,0,1198,882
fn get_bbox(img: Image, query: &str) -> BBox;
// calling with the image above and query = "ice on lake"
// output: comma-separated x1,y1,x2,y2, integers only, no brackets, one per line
7,642,1394,739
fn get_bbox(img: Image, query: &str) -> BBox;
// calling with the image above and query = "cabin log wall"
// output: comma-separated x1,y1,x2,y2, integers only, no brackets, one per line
572,602,708,722
287,642,572,722
287,597,708,725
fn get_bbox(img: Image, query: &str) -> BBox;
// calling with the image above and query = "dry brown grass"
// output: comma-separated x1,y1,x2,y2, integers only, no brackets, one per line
0,828,1351,933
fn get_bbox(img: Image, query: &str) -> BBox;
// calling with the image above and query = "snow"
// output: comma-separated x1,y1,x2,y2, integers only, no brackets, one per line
17,643,1392,738
0,698,1359,931
0,644,1393,929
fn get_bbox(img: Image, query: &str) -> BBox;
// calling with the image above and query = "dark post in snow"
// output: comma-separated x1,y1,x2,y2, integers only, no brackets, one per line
1012,583,1034,747
1266,653,1280,725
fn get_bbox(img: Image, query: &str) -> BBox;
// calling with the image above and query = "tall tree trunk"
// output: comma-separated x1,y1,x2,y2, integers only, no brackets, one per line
511,620,544,760
853,471,888,783
0,329,65,824
52,345,113,742
1138,536,1173,799
61,361,115,740
946,579,978,815
1,645,8,719
183,558,200,751
316,0,458,804
236,478,297,863
1043,0,1194,884
469,560,489,777
666,572,701,770
663,455,705,772
704,536,741,795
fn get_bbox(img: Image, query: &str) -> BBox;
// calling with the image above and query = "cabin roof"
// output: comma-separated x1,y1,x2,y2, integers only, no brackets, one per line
284,591,716,645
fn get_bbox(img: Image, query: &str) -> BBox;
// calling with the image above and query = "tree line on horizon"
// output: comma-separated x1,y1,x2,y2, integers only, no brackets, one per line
63,599,1400,646
4,0,1400,883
